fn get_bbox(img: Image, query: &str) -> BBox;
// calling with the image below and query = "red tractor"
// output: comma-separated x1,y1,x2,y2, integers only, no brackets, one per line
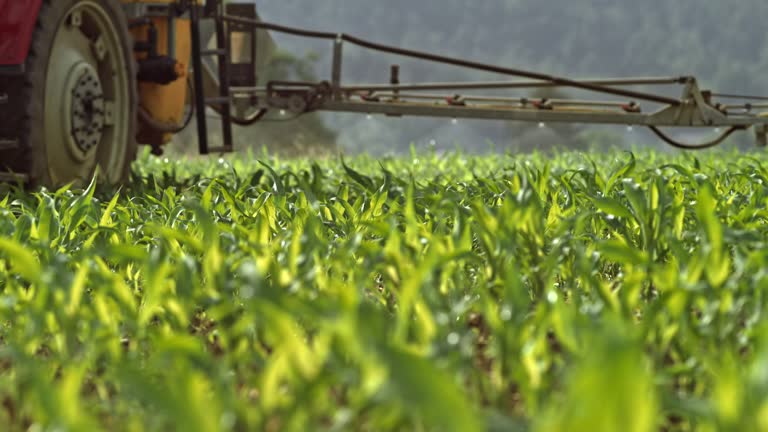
2,0,767,187
1,0,140,186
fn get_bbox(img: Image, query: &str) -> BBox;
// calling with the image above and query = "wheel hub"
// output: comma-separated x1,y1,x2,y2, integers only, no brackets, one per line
69,65,105,155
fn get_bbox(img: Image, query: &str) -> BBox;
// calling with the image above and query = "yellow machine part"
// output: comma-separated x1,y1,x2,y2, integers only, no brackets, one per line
123,1,199,146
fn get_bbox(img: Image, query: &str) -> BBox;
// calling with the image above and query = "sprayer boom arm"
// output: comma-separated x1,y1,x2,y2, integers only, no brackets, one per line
224,14,768,149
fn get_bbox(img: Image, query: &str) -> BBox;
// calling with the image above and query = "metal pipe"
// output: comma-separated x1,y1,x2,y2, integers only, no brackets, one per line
189,3,209,155
713,93,768,101
221,15,684,106
341,77,685,93
168,14,176,59
390,64,400,102
331,36,343,100
230,77,678,95
723,104,768,110
367,92,632,108
214,1,234,150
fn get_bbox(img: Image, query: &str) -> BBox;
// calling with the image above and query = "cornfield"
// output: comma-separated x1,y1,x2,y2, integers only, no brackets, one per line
1,148,767,431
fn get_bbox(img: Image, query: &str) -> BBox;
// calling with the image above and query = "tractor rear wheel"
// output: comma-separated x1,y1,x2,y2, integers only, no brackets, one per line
14,0,137,187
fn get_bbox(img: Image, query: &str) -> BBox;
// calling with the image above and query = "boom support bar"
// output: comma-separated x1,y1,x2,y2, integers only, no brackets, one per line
339,77,688,93
222,15,682,106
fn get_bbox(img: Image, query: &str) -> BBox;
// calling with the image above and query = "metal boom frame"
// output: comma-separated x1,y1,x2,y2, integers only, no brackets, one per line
193,7,768,151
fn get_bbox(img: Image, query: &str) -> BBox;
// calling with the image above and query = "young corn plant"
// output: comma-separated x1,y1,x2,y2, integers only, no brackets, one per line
0,148,767,431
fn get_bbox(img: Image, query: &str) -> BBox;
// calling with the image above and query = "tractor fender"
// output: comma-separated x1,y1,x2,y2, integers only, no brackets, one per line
0,0,43,70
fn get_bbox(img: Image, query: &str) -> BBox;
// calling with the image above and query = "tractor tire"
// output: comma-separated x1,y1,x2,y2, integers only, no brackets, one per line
3,0,137,187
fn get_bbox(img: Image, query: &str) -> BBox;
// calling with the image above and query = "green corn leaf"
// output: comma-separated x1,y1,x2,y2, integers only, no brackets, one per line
380,346,483,432
0,237,41,282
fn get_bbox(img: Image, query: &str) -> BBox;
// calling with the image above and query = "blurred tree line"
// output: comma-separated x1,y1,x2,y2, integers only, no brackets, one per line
261,0,768,94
